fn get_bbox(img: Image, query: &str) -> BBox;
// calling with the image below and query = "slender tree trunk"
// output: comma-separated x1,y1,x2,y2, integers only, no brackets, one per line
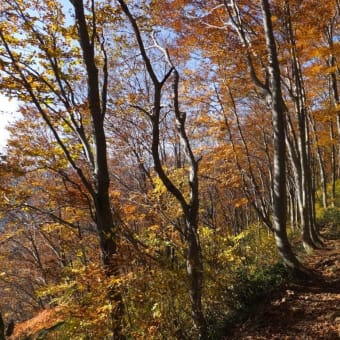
172,69,207,339
117,2,207,335
219,90,273,230
226,0,307,274
0,312,5,340
71,1,124,336
330,121,337,207
327,22,340,177
283,1,322,251
261,0,306,273
185,216,206,339
326,20,340,199
305,124,323,246
288,185,298,231
310,114,327,208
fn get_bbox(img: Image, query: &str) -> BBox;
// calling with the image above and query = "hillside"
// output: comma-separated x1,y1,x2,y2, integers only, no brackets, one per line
226,225,340,339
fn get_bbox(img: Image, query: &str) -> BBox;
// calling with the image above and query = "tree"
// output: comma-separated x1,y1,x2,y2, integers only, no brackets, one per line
117,0,208,336
223,0,309,275
0,0,124,335
0,312,4,340
2,0,340,337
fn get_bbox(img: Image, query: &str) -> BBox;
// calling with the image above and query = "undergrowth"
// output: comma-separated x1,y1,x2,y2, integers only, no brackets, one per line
206,262,288,339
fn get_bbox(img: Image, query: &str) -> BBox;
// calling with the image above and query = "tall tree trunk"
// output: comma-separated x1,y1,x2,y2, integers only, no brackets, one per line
326,20,340,177
226,0,307,274
70,1,124,336
261,0,305,272
283,1,321,251
330,121,337,207
218,89,273,230
309,113,327,209
117,1,207,336
185,215,206,339
288,182,298,231
0,0,125,336
0,312,5,340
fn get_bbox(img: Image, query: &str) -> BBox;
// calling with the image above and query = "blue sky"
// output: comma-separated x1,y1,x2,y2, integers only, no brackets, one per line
0,95,18,151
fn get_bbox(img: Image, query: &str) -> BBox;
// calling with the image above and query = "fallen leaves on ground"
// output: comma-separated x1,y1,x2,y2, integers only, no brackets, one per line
226,226,340,339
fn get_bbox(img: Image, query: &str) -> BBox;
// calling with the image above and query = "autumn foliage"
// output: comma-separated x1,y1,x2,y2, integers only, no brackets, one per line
0,0,340,338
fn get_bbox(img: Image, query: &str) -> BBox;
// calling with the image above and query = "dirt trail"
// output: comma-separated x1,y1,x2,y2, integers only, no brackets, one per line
226,227,340,339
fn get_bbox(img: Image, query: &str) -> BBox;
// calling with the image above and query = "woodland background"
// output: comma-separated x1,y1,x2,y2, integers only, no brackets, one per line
0,0,339,338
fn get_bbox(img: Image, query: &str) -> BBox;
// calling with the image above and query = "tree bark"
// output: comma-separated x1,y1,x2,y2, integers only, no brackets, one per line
326,19,340,178
117,1,207,337
70,0,124,336
330,121,337,207
0,312,5,340
226,0,307,274
282,1,321,251
261,0,305,272
309,113,327,209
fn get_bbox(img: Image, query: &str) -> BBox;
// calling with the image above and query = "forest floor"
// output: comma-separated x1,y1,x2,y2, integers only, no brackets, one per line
225,224,340,340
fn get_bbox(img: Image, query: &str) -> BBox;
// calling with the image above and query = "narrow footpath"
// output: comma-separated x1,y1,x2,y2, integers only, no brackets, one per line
226,225,340,339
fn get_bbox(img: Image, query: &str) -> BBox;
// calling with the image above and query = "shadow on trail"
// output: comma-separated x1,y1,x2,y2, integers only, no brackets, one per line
289,277,340,294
